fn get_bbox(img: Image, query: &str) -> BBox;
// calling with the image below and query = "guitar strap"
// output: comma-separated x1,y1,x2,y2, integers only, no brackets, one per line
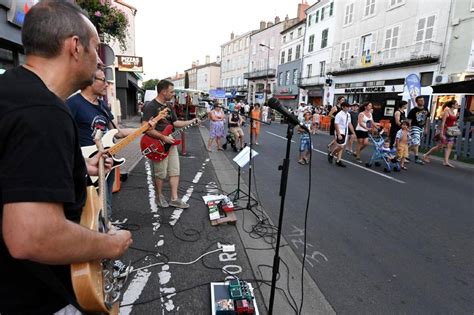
20,261,88,314
96,99,118,130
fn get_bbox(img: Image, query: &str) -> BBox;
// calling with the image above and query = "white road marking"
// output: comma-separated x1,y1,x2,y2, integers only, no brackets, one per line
119,269,152,315
266,131,405,184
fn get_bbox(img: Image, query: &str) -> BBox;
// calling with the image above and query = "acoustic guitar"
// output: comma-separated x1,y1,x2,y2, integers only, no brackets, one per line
70,130,127,314
140,111,208,161
82,107,169,186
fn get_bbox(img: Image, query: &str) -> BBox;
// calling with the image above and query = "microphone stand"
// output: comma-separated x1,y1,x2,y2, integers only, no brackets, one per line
268,122,295,315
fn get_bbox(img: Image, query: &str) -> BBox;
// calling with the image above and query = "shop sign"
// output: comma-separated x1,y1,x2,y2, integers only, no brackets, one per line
344,87,386,93
279,87,292,94
4,0,38,27
117,55,143,72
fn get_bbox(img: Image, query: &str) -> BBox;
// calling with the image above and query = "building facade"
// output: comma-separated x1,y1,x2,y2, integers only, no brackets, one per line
300,0,336,107
275,19,306,108
196,57,221,93
0,1,35,75
328,0,451,120
220,31,253,101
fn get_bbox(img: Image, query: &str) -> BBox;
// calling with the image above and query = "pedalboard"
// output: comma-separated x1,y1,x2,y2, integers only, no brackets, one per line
211,280,258,315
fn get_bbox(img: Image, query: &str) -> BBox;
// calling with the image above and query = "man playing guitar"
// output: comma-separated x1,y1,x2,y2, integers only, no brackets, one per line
0,1,132,314
142,79,200,209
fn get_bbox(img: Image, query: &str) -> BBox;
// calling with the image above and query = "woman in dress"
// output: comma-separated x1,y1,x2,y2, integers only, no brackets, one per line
422,100,460,168
250,103,262,145
207,103,226,151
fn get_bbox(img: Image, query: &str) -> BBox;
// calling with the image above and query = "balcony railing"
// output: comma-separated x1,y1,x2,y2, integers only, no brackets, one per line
244,68,276,80
298,76,326,86
327,41,443,74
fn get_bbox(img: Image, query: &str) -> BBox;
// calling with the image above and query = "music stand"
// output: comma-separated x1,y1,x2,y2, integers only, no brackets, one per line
227,106,269,221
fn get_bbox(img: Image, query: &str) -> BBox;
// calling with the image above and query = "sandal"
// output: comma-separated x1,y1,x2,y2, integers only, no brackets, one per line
298,160,305,165
422,155,430,163
401,166,407,170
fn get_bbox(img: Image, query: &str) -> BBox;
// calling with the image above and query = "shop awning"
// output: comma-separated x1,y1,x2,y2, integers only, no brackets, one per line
431,79,474,94
275,95,297,99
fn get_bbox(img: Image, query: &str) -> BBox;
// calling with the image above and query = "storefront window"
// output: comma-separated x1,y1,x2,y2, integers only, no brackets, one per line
0,47,14,75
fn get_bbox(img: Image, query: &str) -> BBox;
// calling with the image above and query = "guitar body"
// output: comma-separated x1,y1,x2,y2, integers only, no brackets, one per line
140,124,181,162
81,129,126,186
71,186,115,313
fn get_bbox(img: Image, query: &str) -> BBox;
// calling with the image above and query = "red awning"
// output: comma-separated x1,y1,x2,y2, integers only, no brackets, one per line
275,95,296,99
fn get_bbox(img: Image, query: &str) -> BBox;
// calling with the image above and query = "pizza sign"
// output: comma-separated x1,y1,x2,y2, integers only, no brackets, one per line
117,55,143,72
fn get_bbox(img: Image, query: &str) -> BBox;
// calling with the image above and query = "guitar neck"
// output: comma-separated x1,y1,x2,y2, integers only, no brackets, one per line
108,124,148,155
171,114,207,138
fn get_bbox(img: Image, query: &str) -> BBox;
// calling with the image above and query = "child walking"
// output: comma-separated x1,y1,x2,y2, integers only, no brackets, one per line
298,111,315,165
395,121,410,170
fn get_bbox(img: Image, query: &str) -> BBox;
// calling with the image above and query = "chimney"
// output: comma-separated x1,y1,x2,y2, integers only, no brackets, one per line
266,21,273,28
205,55,210,64
196,60,199,66
216,56,221,63
260,21,266,30
275,16,280,24
297,0,309,21
230,32,235,40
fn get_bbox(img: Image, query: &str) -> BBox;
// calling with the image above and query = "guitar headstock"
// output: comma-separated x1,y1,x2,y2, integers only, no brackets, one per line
148,107,169,129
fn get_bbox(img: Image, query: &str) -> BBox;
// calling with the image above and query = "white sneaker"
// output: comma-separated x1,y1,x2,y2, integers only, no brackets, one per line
169,198,189,209
157,194,169,208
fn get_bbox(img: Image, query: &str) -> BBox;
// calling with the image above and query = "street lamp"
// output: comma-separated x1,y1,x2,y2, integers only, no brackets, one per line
259,43,272,103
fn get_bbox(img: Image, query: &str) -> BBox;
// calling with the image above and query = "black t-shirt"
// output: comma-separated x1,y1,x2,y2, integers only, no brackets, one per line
142,99,177,132
407,106,430,128
67,93,115,146
0,67,87,313
229,112,241,127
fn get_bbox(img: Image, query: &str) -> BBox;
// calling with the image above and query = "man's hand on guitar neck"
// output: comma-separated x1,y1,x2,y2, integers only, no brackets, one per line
85,151,113,176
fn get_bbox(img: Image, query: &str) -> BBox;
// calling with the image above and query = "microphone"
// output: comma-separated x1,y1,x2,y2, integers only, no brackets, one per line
267,98,309,132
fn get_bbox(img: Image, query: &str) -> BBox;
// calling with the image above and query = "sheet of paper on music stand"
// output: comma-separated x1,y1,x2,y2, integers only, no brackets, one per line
233,146,258,168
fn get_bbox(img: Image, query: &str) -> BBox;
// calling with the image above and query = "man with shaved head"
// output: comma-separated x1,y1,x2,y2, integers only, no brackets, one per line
0,1,132,313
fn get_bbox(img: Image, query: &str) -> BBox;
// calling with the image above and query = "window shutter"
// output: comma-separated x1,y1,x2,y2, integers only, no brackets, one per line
353,37,359,57
370,32,377,54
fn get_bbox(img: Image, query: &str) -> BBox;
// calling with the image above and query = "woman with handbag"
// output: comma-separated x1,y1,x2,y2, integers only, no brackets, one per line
423,100,460,167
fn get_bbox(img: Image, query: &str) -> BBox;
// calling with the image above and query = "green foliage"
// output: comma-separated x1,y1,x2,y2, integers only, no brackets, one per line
77,0,129,51
142,79,159,91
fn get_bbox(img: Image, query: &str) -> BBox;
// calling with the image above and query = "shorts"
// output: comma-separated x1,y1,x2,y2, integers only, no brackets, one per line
229,126,244,139
355,130,369,139
299,136,313,152
409,126,423,146
396,143,409,159
153,145,180,179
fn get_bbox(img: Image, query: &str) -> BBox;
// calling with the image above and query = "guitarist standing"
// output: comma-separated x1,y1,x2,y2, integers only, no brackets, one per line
142,79,200,209
67,68,155,220
0,1,132,314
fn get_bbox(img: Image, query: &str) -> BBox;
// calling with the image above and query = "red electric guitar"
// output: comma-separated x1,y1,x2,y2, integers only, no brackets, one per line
140,111,207,161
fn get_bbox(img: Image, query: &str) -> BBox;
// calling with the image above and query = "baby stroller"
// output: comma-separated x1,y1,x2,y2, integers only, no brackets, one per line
222,129,238,152
365,129,400,172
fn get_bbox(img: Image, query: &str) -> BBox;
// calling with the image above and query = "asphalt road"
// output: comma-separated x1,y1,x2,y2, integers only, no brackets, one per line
221,121,474,314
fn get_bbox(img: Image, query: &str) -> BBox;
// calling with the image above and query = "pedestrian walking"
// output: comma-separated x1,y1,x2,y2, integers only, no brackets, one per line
422,100,460,168
389,101,408,149
298,111,315,165
250,103,262,145
346,103,359,155
327,96,345,152
328,102,355,167
395,120,411,170
208,102,226,151
355,102,379,163
407,96,430,165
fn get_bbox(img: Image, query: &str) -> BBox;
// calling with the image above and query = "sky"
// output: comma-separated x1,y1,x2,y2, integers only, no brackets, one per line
125,0,305,81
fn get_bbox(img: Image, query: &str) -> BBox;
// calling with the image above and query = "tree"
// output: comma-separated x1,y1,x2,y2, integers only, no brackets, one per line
142,79,158,91
77,0,129,51
184,72,189,89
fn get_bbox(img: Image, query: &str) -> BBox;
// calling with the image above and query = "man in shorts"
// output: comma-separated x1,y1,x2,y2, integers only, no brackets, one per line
142,79,200,209
407,96,430,164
